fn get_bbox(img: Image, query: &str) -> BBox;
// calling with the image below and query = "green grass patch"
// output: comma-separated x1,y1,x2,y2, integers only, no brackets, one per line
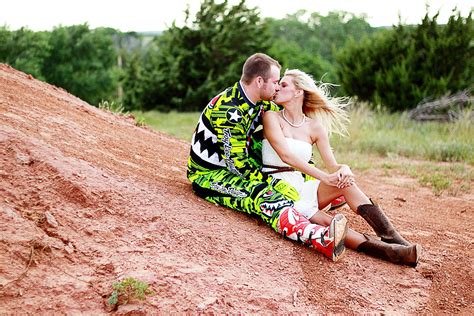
99,100,126,114
419,173,452,196
331,104,474,164
367,156,472,196
132,110,199,141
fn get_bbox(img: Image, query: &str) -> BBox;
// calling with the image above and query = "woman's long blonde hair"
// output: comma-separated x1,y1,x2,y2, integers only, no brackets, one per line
285,69,350,136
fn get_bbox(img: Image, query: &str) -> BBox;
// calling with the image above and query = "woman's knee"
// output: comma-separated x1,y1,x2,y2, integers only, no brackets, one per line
309,211,332,226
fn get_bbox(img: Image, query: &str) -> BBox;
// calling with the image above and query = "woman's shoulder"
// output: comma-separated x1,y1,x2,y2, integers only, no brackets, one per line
306,117,327,136
263,110,280,121
306,116,322,129
264,109,279,116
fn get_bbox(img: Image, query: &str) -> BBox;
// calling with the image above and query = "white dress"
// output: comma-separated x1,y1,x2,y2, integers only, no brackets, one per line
262,138,320,219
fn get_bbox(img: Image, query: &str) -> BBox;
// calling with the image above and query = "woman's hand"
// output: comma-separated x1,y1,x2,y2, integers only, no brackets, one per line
321,171,341,187
336,165,355,189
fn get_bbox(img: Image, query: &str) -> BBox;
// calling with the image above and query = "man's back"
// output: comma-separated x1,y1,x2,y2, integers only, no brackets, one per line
188,81,277,180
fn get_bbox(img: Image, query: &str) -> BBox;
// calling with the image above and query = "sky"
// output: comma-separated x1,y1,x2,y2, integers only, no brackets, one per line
1,0,472,32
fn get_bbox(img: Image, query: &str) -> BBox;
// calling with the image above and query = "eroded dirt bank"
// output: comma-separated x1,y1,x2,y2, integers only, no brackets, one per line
0,64,473,314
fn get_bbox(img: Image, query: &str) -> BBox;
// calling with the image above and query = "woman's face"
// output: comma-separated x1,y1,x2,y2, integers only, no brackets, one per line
274,75,297,105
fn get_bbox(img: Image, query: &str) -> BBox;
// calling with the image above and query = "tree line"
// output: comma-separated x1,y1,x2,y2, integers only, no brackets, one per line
1,0,472,112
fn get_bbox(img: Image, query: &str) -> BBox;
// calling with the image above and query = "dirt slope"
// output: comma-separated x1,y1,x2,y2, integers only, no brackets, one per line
0,64,473,314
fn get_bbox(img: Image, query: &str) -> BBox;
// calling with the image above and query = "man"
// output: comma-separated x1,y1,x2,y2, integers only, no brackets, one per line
187,53,348,261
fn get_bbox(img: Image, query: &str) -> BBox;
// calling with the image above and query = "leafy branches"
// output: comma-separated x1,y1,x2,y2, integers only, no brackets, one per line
140,0,270,111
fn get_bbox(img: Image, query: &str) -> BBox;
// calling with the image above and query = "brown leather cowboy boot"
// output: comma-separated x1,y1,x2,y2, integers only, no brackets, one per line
357,199,411,246
357,235,421,267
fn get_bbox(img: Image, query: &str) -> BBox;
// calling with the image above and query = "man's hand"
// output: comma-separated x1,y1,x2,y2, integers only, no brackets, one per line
271,178,300,201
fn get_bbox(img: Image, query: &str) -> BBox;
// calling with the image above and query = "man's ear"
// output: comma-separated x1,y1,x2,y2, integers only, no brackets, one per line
256,76,263,88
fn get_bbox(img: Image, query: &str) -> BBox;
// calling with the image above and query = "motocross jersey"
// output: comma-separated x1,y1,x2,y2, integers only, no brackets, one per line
188,81,280,182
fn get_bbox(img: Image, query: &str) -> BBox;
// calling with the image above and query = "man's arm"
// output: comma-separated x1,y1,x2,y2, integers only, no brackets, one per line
213,106,267,182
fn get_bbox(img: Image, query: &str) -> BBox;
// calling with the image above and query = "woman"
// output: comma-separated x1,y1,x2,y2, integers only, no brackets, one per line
262,69,421,266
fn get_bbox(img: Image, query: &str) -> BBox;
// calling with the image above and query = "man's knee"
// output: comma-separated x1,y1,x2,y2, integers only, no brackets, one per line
255,185,294,230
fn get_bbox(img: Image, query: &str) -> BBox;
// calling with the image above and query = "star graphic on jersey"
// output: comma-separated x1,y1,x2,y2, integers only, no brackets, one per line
226,108,242,123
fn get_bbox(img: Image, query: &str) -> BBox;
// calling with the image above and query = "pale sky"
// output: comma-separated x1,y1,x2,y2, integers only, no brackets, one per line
1,0,472,32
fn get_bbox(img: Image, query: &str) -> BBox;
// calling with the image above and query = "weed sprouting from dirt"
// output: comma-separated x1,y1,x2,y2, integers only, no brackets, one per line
108,277,154,308
98,100,125,114
134,116,146,127
99,100,149,128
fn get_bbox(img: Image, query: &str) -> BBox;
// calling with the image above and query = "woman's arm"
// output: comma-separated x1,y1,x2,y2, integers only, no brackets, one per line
263,111,339,186
313,121,354,188
313,122,342,172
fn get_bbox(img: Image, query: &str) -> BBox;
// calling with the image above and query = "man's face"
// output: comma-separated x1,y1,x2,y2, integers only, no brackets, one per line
260,65,281,101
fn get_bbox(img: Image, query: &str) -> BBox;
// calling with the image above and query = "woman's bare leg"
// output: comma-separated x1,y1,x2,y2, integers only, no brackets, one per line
309,211,366,250
317,182,371,212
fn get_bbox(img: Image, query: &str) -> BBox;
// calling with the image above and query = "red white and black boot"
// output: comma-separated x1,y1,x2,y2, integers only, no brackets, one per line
278,207,348,262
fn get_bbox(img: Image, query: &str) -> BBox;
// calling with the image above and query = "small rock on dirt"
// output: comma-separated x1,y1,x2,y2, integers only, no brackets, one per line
45,211,59,228
198,297,217,309
64,242,74,254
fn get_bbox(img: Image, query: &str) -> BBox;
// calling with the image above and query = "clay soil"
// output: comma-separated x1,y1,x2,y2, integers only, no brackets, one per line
0,64,473,314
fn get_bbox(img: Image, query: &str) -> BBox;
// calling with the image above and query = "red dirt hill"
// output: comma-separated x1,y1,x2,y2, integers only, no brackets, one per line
0,64,472,314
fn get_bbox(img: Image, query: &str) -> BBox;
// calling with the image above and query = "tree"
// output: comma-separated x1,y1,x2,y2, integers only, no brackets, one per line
337,10,473,111
266,12,330,82
308,11,375,63
121,49,145,111
41,24,118,105
141,0,270,111
111,31,145,110
265,10,375,85
0,26,50,80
